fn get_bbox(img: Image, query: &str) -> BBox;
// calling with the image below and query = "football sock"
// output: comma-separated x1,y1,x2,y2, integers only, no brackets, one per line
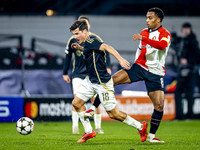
94,114,101,129
123,115,143,131
78,111,93,134
150,109,163,134
148,133,155,139
93,95,101,108
72,111,79,128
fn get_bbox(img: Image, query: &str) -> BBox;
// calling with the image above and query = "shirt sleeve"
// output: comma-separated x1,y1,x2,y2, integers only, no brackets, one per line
141,31,171,50
142,36,168,50
85,37,103,51
63,39,76,75
135,41,142,61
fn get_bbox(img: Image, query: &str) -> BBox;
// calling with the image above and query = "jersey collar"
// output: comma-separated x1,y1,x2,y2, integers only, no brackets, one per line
148,25,162,33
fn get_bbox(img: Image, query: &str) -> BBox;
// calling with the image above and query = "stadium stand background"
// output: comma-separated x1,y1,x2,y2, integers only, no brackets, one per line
0,0,200,96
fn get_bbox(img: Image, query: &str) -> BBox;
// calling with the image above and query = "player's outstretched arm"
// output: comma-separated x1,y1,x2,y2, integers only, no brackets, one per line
132,34,169,50
99,43,131,70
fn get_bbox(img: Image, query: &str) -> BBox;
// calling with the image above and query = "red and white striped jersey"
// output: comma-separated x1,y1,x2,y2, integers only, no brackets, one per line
135,26,171,76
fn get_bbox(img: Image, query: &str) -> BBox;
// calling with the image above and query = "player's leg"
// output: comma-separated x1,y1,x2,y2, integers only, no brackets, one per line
96,78,147,142
144,70,165,143
106,106,142,128
112,69,131,86
85,95,100,118
71,78,84,134
90,97,104,134
106,106,147,142
72,96,96,143
72,96,92,133
73,77,97,142
147,90,165,143
72,106,79,134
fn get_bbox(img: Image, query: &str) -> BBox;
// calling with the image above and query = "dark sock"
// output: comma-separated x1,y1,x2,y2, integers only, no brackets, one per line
150,109,163,134
93,95,101,108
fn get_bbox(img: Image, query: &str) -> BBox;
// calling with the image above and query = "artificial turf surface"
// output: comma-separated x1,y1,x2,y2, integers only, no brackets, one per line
0,120,200,150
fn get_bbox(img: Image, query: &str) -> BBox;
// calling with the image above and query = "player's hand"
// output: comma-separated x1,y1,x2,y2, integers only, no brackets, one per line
120,58,131,70
132,34,142,41
71,43,83,50
63,75,71,83
107,68,112,75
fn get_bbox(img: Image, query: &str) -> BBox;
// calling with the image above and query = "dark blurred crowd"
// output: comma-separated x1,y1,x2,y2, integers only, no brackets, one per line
170,22,200,120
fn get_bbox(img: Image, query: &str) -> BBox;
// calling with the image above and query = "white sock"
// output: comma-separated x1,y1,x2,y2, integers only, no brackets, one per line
72,111,79,128
78,111,93,134
94,114,101,129
123,115,143,131
148,133,155,139
90,105,97,111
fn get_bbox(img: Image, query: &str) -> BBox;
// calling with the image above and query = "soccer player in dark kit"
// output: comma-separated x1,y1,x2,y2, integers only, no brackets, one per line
63,16,110,134
69,20,147,143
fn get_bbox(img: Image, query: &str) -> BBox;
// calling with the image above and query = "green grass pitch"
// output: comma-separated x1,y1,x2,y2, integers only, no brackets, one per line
0,120,200,150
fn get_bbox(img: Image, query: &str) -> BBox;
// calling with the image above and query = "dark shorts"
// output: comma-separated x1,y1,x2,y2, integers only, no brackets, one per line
124,63,164,93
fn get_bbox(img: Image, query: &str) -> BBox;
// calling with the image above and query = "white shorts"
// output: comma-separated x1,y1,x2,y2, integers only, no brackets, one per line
76,76,117,111
72,78,84,95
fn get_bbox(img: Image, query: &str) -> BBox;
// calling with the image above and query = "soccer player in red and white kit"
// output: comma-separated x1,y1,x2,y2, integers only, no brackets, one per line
86,7,171,143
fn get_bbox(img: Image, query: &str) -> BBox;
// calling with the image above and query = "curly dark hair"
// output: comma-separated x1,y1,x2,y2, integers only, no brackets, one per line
148,7,164,22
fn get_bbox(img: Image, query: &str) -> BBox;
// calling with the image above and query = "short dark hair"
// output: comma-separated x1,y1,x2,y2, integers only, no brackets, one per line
182,22,192,28
78,15,90,23
69,20,88,32
148,7,164,22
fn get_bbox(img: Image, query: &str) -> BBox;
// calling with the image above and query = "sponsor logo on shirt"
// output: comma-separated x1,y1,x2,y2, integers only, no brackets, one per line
76,50,83,57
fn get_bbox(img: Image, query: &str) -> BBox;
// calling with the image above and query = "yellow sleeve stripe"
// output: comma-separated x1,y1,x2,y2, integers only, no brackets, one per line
161,37,170,45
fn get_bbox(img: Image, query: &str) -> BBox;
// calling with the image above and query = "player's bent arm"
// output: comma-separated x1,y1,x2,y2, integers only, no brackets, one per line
142,36,168,50
99,44,121,61
63,47,72,75
99,43,131,70
71,43,84,50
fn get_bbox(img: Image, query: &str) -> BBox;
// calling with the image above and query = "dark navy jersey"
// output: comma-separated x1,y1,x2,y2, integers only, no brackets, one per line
83,35,111,84
63,36,87,79
63,32,110,80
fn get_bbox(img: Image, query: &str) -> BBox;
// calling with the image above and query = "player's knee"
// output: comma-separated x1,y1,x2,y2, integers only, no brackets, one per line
72,100,80,110
107,111,117,119
108,113,117,119
112,73,119,86
155,102,164,111
108,111,121,120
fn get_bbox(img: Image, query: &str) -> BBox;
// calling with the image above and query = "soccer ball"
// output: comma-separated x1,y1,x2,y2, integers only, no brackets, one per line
16,117,34,135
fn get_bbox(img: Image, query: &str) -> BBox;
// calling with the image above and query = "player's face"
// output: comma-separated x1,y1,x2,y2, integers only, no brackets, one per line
182,27,191,37
72,28,87,44
146,12,161,30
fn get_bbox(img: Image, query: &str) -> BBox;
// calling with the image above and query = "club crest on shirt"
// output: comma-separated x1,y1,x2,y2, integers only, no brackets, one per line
76,50,83,57
152,36,156,40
